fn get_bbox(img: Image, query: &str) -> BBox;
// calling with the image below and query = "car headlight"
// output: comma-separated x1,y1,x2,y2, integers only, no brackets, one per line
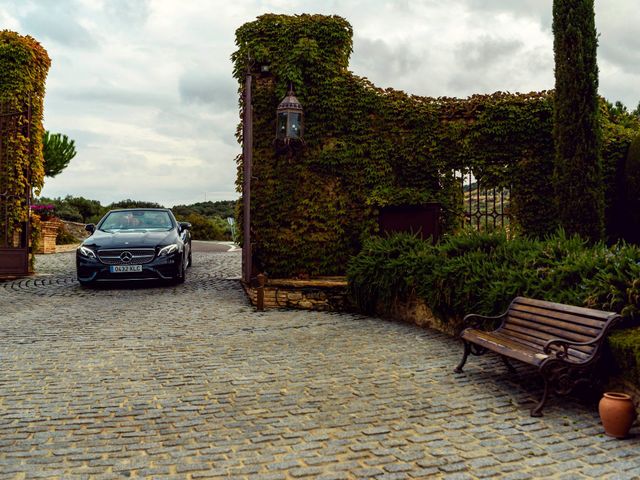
78,246,97,259
158,244,179,256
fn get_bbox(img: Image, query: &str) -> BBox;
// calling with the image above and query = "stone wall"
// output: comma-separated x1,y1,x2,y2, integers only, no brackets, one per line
381,295,459,337
35,219,62,254
244,277,352,311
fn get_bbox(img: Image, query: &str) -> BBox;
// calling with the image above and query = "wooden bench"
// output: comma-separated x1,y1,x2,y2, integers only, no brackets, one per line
454,297,621,416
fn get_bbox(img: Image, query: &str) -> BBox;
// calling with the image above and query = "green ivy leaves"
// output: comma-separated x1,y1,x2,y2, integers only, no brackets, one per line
231,15,638,277
0,30,50,252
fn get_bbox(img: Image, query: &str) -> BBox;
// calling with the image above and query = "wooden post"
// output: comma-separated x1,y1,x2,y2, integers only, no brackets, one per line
256,273,266,311
242,74,253,283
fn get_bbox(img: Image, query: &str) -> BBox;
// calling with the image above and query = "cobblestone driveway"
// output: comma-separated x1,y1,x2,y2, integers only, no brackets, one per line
1,252,638,479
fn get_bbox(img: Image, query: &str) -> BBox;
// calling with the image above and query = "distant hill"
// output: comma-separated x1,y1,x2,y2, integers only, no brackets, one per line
34,196,240,242
35,196,238,224
171,200,237,219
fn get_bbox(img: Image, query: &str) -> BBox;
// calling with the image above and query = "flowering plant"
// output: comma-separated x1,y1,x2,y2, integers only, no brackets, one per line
30,204,55,221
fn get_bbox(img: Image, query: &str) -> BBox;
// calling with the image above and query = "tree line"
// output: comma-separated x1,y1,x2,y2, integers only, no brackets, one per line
34,196,237,241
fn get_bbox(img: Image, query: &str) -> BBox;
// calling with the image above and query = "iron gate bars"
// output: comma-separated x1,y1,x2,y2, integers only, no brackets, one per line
462,171,510,231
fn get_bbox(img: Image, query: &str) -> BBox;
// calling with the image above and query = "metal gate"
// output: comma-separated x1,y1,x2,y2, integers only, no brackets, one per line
0,100,32,277
462,172,510,231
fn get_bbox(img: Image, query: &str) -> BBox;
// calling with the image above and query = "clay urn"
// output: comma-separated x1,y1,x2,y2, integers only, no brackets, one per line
598,392,637,439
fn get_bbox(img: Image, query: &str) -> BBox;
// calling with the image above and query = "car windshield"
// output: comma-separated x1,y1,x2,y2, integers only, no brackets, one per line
100,210,173,231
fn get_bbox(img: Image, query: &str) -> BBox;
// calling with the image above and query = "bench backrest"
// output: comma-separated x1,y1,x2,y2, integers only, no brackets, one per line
502,297,619,362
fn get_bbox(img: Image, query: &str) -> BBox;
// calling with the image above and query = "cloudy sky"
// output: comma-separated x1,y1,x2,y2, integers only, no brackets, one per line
1,0,638,207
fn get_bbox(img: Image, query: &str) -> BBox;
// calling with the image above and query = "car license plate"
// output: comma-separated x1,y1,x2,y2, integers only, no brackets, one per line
110,265,143,273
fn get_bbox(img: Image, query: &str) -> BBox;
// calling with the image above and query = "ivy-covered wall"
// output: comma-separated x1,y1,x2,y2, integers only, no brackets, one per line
0,30,50,240
232,14,637,278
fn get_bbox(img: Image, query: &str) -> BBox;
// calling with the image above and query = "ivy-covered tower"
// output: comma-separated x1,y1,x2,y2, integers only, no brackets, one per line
0,30,50,273
552,0,604,240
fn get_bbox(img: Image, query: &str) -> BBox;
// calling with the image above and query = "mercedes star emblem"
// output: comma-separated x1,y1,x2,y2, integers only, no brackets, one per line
120,251,133,263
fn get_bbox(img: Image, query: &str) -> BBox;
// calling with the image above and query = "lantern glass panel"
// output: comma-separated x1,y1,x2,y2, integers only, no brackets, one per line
277,112,288,139
287,112,302,138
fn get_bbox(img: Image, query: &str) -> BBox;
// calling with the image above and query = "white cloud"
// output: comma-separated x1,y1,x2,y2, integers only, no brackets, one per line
0,8,20,30
0,0,637,206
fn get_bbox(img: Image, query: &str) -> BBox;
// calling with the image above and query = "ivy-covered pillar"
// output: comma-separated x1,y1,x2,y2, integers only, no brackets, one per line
552,0,604,241
0,30,50,273
233,14,357,278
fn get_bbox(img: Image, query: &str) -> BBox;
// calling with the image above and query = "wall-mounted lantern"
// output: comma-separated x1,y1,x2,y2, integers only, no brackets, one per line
276,88,303,142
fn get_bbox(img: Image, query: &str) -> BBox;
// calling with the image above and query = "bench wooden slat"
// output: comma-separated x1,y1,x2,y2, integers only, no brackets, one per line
505,316,596,343
498,327,594,356
512,297,612,320
461,330,547,366
507,310,602,337
510,303,607,329
496,328,592,361
501,322,576,346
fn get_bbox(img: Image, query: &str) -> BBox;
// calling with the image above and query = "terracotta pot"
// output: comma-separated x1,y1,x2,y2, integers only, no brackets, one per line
598,392,637,439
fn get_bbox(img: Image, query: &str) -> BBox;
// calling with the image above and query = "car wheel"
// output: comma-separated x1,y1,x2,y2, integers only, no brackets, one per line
187,249,192,267
173,255,186,284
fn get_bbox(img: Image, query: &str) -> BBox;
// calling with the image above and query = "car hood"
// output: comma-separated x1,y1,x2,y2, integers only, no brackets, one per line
83,229,178,249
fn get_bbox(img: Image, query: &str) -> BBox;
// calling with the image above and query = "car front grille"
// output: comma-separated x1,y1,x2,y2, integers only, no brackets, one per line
97,248,156,265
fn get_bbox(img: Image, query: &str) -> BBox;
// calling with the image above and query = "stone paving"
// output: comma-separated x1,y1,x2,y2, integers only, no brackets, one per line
0,251,638,480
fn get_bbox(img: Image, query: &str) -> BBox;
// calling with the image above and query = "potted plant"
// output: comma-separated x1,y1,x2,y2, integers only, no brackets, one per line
599,392,637,439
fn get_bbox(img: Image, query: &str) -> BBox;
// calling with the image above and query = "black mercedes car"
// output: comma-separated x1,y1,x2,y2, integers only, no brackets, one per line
76,208,192,286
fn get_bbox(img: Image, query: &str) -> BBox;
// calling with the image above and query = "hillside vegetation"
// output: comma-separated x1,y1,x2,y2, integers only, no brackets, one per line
35,196,237,241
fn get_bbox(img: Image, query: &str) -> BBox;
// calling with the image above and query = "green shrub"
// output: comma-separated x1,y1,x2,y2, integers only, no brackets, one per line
583,243,640,317
608,327,640,386
346,233,432,314
56,225,78,245
55,205,83,223
171,200,237,220
179,213,226,241
348,230,640,322
38,195,103,223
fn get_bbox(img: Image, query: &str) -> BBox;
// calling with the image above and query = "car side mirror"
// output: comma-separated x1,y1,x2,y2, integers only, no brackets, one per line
85,224,95,234
179,222,192,232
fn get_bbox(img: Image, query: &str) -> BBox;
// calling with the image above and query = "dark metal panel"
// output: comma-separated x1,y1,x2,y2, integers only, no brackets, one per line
378,203,441,241
0,248,29,275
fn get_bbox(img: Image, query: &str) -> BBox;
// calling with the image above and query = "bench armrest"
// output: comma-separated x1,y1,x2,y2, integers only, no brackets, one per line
543,336,606,363
463,312,507,330
543,313,622,362
543,339,573,360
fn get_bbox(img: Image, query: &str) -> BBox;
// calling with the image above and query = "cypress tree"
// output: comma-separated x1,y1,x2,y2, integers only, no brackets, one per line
553,0,604,240
624,135,640,243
